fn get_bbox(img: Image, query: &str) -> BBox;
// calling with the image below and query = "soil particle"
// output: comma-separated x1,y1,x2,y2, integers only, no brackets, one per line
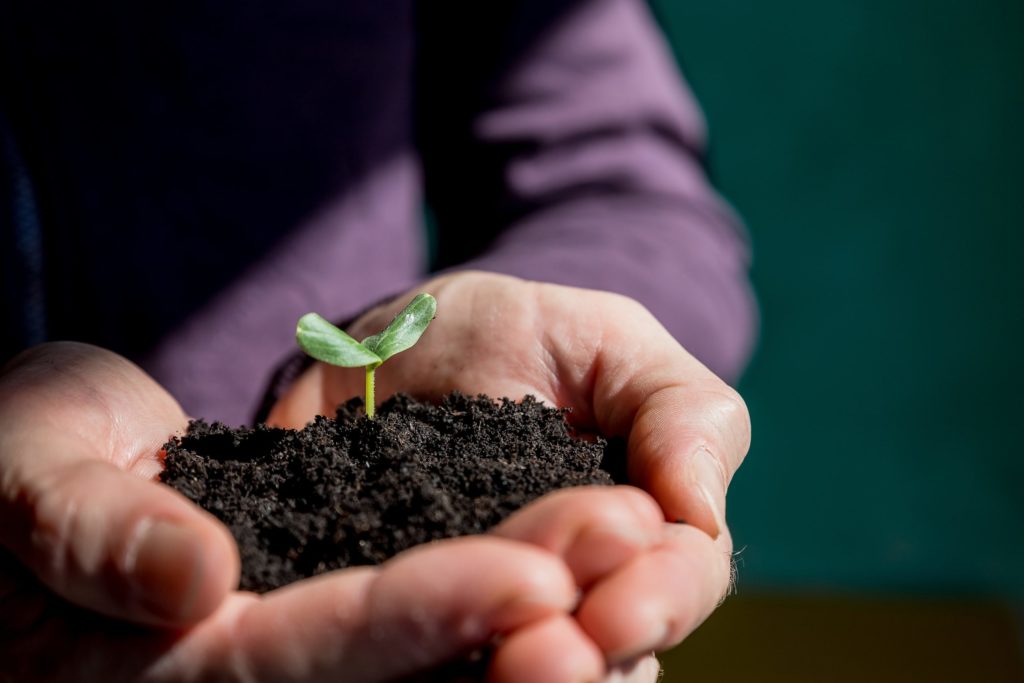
160,392,620,593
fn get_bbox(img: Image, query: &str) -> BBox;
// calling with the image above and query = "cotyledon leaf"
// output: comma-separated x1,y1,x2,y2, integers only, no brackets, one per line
296,313,382,368
361,293,437,362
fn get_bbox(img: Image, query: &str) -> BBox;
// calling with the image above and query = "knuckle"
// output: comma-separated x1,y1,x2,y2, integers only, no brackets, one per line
663,527,732,611
609,486,663,527
696,384,751,468
572,493,638,531
542,486,658,535
28,461,112,590
29,469,84,589
602,291,654,321
206,596,267,683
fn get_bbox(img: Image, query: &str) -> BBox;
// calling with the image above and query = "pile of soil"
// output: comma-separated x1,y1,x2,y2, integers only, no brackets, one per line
160,392,622,592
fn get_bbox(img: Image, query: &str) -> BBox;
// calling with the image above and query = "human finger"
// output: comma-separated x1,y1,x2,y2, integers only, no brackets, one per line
488,614,605,683
491,486,663,588
536,288,752,538
0,343,239,626
165,537,577,683
574,524,731,664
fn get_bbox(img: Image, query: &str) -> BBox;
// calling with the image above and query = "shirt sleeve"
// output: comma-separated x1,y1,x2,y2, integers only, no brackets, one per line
416,0,758,383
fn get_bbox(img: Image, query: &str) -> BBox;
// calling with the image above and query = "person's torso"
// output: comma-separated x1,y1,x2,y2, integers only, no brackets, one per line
1,1,426,421
1,0,422,361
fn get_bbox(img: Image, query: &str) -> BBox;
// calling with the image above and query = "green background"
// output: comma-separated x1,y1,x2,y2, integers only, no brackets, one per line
648,0,1024,601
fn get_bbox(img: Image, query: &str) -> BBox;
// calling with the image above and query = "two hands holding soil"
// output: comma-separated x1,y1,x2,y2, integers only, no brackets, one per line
0,272,750,683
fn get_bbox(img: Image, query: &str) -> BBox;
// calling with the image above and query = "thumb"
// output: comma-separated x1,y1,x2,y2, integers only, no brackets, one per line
620,378,749,539
0,450,240,627
0,342,239,626
564,296,751,539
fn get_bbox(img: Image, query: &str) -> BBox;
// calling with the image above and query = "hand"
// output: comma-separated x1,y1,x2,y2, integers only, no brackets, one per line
271,271,752,682
0,343,585,682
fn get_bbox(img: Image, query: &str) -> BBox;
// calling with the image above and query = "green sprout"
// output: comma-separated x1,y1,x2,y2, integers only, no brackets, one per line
295,293,437,419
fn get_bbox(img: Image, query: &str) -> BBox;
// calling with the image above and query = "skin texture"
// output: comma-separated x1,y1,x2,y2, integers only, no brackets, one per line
272,271,751,681
0,272,750,683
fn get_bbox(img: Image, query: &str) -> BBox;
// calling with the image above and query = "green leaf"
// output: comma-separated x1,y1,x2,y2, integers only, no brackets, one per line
296,313,382,368
361,293,437,362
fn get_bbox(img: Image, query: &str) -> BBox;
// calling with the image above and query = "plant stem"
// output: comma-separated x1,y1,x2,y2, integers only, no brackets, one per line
365,366,376,419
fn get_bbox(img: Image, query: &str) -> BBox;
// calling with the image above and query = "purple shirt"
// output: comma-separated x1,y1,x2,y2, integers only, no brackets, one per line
1,0,756,425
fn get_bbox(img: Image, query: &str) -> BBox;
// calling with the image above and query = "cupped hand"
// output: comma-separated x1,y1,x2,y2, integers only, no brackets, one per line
270,271,752,681
0,343,585,682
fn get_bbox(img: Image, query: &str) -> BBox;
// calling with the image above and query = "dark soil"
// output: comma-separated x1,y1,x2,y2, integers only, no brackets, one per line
160,392,622,593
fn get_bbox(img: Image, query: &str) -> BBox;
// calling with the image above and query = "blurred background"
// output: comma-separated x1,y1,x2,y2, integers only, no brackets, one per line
646,0,1024,680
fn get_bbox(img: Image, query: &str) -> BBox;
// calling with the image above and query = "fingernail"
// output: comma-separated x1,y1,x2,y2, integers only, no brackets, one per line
690,448,727,540
125,519,203,622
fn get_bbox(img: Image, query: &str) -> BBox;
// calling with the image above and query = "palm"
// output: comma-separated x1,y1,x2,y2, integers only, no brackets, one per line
275,272,625,430
1,274,748,682
272,271,750,680
0,343,584,683
0,342,230,680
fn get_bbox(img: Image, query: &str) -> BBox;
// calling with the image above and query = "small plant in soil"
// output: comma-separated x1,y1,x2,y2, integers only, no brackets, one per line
295,292,437,418
160,293,622,594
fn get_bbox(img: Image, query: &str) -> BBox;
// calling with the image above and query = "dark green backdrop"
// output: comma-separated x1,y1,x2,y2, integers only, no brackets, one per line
649,0,1024,600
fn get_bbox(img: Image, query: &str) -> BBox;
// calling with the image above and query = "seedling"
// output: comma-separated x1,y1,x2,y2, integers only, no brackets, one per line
295,293,437,419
